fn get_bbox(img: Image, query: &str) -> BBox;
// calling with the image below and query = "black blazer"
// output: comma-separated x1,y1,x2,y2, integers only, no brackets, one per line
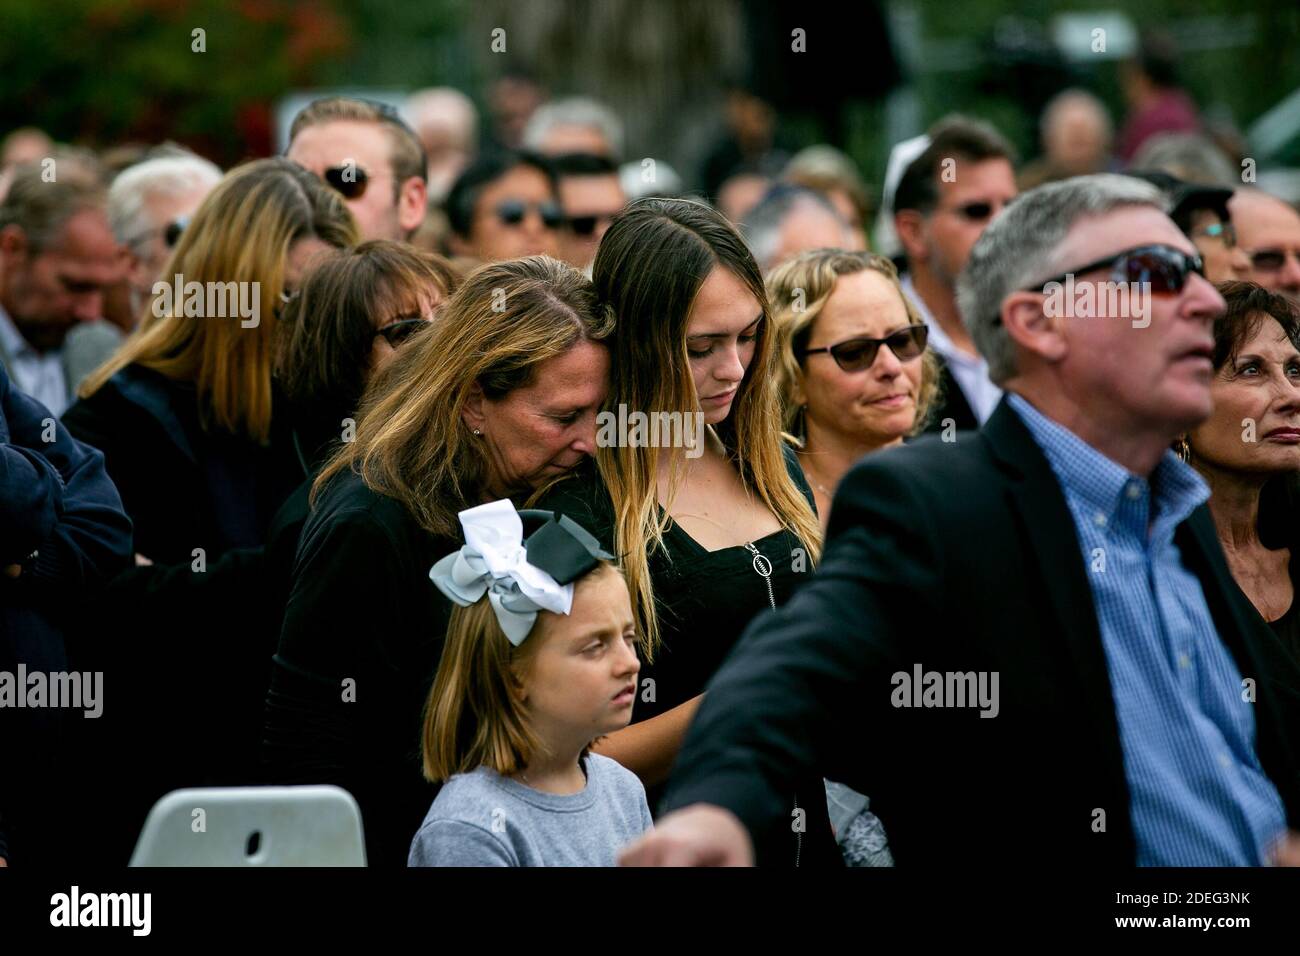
663,397,1300,866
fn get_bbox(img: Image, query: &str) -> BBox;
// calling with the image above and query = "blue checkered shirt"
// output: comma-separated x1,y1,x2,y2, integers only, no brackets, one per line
1008,393,1287,865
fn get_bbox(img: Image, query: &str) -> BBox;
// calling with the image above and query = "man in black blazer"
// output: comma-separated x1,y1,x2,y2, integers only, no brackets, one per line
621,174,1300,867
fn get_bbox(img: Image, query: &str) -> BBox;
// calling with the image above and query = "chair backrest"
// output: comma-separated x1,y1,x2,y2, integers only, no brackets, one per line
129,785,367,866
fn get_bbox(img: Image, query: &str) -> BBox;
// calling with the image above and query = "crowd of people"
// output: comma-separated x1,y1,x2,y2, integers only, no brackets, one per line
4,44,1300,868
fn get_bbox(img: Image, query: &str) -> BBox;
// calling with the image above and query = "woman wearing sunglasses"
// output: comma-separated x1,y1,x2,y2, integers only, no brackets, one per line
770,250,940,529
533,198,837,866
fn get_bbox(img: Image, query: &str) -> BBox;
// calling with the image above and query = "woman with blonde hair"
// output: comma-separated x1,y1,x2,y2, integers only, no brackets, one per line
263,254,612,866
534,197,836,865
768,249,940,528
63,157,358,562
58,157,357,864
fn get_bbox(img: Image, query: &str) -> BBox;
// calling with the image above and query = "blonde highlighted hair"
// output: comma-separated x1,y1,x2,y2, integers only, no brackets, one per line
584,197,823,659
767,249,940,439
79,157,358,443
312,255,613,539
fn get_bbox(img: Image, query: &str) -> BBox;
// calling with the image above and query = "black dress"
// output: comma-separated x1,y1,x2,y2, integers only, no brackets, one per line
534,444,841,867
261,469,455,867
1267,553,1300,665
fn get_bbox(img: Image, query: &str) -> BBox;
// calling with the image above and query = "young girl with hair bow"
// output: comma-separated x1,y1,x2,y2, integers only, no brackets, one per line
408,499,652,866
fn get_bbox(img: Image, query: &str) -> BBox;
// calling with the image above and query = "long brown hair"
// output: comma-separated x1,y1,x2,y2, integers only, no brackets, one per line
312,255,614,539
274,240,461,418
79,157,358,442
588,197,822,657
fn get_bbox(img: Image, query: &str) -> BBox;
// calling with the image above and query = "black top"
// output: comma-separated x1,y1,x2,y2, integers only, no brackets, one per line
62,364,305,563
1267,551,1300,665
535,443,840,866
262,469,455,868
663,398,1300,867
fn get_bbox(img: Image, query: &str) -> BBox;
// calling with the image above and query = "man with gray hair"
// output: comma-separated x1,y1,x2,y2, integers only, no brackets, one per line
108,151,221,327
740,183,849,274
621,174,1300,868
0,153,125,415
522,97,624,161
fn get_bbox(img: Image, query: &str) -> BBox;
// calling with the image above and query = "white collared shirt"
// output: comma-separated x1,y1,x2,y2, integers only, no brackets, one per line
900,274,1001,425
0,303,69,415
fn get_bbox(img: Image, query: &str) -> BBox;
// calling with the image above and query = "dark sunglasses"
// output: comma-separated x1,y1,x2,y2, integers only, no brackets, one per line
324,165,371,200
801,324,928,372
163,216,188,248
1247,247,1300,272
1026,244,1205,296
567,212,618,237
495,199,565,230
374,316,430,348
949,201,995,222
125,215,188,250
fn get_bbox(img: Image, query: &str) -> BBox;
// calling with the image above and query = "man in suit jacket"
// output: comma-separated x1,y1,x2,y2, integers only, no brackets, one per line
0,154,124,416
622,174,1300,867
886,116,1018,435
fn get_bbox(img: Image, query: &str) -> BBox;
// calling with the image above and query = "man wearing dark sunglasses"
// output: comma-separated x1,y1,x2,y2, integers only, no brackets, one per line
888,115,1018,433
1230,188,1300,304
550,152,626,271
628,174,1300,870
445,151,562,264
287,97,428,243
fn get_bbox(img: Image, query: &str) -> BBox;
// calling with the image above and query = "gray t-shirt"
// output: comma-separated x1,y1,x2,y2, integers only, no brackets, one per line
408,753,653,867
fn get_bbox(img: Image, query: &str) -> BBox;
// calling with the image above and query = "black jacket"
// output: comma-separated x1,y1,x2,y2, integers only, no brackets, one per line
663,397,1300,866
62,365,304,564
922,357,979,434
263,470,455,867
58,366,310,862
0,365,132,864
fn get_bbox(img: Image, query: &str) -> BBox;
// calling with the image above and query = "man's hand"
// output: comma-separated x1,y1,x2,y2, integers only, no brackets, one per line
618,804,754,867
1271,831,1300,866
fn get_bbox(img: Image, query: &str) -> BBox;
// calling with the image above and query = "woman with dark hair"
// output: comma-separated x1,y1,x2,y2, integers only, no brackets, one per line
534,197,837,866
1184,280,1300,661
263,255,612,866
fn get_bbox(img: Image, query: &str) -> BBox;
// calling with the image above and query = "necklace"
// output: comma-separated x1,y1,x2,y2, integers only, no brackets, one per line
797,450,832,497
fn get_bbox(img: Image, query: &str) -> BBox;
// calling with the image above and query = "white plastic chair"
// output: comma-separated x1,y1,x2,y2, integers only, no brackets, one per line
129,785,367,866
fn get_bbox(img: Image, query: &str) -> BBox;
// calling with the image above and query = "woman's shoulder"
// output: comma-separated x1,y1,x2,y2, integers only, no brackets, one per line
531,459,615,547
63,364,193,454
304,469,453,558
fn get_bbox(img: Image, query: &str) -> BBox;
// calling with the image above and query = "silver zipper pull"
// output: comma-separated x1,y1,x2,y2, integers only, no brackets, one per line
744,541,773,577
